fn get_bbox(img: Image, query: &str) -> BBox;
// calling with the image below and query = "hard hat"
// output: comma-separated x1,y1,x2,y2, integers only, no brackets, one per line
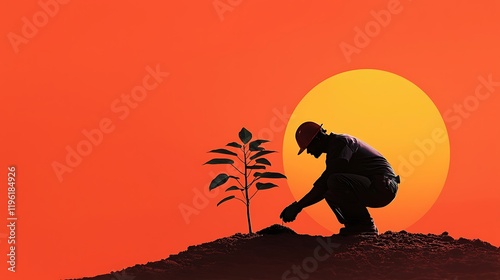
295,121,323,155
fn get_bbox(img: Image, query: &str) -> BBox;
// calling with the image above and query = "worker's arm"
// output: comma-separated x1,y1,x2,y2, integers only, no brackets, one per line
296,158,348,209
290,136,356,214
296,183,327,209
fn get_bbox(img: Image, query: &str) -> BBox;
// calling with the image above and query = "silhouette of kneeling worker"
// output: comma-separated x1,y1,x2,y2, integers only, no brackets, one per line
280,121,400,236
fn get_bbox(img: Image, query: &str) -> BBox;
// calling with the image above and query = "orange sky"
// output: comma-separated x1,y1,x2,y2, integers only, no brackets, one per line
1,1,499,279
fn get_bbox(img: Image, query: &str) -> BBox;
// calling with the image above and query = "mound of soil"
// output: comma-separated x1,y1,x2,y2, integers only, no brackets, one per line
81,225,500,280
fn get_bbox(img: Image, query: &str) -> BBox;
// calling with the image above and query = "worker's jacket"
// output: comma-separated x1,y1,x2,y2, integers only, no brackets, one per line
314,133,397,187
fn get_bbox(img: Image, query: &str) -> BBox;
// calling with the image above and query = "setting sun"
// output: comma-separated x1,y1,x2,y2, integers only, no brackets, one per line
283,69,450,232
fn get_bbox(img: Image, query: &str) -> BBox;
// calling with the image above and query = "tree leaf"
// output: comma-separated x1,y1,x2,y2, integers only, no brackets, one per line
226,142,242,148
255,158,272,166
217,195,235,206
247,165,266,170
225,186,242,192
204,158,234,165
249,150,276,160
208,148,238,156
209,173,229,190
249,139,269,148
249,139,269,151
256,182,278,190
253,172,262,177
255,172,287,179
249,145,264,152
238,127,252,144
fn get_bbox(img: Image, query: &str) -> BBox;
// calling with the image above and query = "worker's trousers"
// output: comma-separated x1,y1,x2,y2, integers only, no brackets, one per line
322,173,399,226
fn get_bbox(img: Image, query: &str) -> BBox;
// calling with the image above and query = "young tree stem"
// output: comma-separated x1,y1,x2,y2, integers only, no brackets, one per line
243,145,252,234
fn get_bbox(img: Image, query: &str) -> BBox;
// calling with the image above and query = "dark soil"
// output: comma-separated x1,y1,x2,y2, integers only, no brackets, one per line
80,225,500,280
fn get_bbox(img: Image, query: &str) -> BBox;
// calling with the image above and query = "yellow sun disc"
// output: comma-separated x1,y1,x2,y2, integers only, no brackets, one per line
283,69,450,232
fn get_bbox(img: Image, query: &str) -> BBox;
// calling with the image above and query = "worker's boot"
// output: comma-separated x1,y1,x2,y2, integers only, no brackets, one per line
339,219,378,236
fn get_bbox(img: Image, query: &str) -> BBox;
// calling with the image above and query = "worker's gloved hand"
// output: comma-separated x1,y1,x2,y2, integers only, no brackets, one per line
280,202,302,223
